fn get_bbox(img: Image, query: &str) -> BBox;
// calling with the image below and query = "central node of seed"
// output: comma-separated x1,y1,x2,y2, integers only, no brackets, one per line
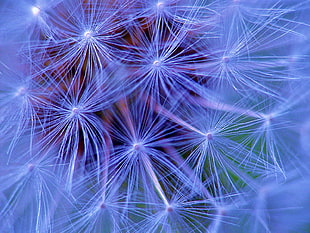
153,59,162,67
15,87,27,97
205,132,213,141
133,142,145,151
71,107,80,116
263,113,274,126
31,6,40,16
83,30,93,39
218,207,227,215
28,163,35,172
100,202,106,209
157,2,164,9
222,56,230,63
166,205,173,213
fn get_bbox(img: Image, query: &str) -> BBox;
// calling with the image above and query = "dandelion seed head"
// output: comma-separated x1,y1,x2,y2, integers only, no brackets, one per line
1,0,309,231
31,6,40,16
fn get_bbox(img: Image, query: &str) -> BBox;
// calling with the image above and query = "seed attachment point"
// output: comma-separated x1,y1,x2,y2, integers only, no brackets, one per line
15,87,27,97
133,142,145,152
72,107,80,113
153,59,163,68
205,132,213,141
157,2,164,9
31,6,40,16
222,56,230,63
83,30,93,39
166,204,174,213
